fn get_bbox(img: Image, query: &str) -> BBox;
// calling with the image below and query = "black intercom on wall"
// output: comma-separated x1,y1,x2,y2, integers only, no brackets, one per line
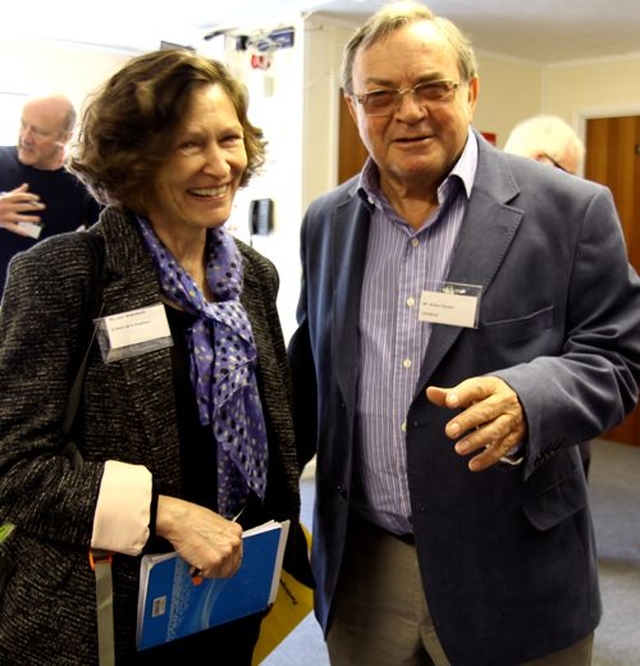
249,198,274,236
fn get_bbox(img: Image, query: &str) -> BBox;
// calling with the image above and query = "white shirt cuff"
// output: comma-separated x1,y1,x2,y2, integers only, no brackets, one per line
91,460,153,556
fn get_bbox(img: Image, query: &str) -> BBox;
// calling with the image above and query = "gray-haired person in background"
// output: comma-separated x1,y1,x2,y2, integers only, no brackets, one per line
504,113,585,175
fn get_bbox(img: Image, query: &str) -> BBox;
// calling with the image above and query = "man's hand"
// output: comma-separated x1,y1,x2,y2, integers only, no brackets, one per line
426,376,526,472
155,495,243,579
0,183,46,236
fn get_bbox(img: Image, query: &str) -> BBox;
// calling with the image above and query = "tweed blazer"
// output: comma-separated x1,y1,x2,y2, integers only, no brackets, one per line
0,206,310,665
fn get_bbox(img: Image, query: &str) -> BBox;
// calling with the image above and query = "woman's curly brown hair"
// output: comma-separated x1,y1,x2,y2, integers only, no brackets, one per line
69,49,266,212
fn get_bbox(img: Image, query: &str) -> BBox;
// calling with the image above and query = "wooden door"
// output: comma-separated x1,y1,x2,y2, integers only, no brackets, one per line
585,115,640,446
338,92,368,183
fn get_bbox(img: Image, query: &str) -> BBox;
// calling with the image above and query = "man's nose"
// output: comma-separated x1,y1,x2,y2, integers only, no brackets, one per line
20,126,35,143
395,88,428,119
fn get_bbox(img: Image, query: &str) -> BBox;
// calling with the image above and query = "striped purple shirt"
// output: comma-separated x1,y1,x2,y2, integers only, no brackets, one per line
352,131,478,534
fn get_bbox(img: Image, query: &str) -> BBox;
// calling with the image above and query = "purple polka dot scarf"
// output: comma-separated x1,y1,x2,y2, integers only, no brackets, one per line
137,216,268,518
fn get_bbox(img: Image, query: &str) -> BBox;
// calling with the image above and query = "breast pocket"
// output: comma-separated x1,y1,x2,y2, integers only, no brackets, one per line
479,305,557,368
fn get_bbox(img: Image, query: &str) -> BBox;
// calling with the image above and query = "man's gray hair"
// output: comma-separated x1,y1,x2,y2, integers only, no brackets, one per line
341,1,479,94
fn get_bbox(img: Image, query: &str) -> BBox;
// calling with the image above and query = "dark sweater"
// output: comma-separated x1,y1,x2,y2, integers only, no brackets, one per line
0,145,101,298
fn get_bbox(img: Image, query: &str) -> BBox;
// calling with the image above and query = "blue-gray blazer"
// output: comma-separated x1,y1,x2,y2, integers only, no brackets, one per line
289,130,640,664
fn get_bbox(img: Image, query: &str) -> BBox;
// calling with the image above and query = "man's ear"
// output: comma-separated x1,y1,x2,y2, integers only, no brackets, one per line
462,76,480,117
344,92,359,126
58,129,74,147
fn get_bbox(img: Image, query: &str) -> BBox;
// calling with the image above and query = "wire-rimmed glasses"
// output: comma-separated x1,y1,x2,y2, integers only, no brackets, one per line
353,79,460,116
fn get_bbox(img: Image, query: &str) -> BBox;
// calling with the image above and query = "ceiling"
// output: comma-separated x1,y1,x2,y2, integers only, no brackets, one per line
6,0,640,64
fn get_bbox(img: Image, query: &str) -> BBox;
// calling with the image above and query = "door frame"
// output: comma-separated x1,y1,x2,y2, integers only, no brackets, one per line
577,105,640,446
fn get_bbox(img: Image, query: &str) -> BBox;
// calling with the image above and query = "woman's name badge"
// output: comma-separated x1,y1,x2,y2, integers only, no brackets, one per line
96,303,173,363
418,283,482,329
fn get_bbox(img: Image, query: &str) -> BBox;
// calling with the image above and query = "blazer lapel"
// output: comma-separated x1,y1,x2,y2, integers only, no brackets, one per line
98,209,183,477
332,189,371,404
415,140,525,390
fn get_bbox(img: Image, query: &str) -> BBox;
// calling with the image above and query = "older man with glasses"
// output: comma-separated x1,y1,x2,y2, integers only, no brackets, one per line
288,2,640,665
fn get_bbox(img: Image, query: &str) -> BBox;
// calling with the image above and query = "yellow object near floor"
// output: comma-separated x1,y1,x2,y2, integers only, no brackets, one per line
252,525,314,665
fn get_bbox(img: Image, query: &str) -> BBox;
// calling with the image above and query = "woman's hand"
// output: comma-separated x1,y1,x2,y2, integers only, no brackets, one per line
155,495,243,578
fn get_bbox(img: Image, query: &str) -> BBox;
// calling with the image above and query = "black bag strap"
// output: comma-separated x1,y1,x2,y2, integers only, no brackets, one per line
61,233,106,463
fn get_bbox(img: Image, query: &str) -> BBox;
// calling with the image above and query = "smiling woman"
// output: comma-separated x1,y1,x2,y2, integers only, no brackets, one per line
0,48,312,665
144,84,249,263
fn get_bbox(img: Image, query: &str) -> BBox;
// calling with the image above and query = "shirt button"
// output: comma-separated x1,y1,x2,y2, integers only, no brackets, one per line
401,421,407,433
406,296,415,307
402,358,412,369
411,238,420,247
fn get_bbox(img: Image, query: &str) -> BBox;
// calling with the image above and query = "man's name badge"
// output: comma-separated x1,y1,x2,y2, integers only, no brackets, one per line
96,303,173,363
418,283,482,329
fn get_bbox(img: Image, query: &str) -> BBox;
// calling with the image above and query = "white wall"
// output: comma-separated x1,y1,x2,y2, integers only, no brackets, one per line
0,38,134,140
301,18,354,206
472,53,544,148
545,55,640,136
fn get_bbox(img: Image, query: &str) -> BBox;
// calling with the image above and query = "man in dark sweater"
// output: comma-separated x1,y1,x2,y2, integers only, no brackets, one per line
0,93,101,298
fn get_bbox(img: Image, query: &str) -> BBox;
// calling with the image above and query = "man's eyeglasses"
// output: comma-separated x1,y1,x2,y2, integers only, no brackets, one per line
353,79,460,116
